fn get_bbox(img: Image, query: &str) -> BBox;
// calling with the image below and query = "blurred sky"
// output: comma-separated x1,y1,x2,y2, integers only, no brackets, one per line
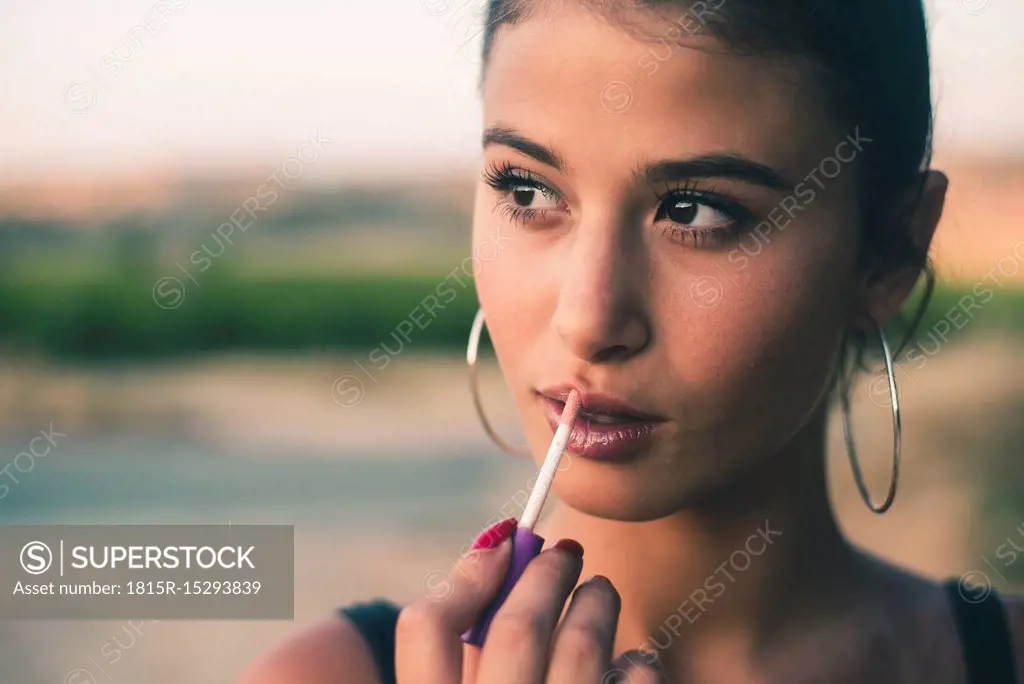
1,0,1022,183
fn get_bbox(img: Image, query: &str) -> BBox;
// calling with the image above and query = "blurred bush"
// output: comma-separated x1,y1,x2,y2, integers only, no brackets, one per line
0,268,481,360
0,263,1021,360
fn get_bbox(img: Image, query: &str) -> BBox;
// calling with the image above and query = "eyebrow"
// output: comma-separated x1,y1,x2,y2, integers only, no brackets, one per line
635,155,794,191
482,126,794,191
482,127,567,172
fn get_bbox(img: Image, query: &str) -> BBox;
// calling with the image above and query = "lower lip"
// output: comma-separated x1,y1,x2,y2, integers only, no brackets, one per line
541,397,662,461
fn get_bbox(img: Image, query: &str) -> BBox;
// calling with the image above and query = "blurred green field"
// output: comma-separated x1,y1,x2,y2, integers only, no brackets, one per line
1,261,1022,360
0,269,477,359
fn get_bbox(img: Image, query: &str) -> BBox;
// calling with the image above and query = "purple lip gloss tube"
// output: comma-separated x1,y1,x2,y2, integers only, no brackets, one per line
462,526,545,646
462,391,580,647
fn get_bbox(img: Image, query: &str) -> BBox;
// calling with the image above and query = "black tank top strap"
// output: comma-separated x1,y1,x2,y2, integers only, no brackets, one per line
338,598,401,684
944,578,1018,684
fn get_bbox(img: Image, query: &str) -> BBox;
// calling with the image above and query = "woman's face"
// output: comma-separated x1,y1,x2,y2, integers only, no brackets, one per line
472,4,869,520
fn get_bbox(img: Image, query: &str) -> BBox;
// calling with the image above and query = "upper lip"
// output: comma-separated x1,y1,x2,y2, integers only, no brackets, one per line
538,385,667,421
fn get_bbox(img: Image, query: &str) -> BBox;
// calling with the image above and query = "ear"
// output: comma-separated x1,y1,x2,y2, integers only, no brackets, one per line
855,169,948,330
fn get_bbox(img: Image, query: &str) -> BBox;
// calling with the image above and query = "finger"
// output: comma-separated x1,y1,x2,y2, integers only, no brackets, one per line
396,522,515,684
545,575,621,684
602,649,666,684
474,540,585,684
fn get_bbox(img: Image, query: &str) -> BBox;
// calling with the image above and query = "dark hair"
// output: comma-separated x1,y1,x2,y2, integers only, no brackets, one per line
480,0,937,372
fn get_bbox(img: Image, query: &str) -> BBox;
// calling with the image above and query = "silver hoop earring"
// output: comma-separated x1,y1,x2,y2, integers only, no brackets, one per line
467,308,531,457
840,321,901,514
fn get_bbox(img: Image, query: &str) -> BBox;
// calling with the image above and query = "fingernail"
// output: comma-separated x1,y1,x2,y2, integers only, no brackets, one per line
470,517,517,550
553,538,584,557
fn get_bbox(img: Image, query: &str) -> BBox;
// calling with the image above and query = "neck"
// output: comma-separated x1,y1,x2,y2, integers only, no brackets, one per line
538,406,866,676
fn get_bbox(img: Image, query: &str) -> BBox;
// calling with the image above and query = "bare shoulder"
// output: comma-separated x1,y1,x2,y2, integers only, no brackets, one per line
236,615,383,684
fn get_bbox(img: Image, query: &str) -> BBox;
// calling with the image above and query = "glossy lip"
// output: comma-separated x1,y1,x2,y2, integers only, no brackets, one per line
538,385,667,421
536,386,667,461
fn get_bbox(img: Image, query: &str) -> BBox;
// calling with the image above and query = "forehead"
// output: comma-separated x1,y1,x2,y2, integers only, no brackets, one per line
481,3,838,180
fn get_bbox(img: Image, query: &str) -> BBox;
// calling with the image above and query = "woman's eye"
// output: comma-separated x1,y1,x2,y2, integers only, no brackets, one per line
509,184,560,210
654,190,749,247
481,162,566,225
658,197,733,230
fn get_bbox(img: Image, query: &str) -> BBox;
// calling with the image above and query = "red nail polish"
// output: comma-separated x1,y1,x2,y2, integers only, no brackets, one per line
553,538,584,557
470,517,517,550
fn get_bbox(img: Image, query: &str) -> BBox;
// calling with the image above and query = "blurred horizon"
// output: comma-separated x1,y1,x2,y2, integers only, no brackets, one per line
2,0,1024,185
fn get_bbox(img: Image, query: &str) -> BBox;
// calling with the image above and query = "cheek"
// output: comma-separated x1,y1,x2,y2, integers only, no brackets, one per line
471,197,540,383
662,222,857,426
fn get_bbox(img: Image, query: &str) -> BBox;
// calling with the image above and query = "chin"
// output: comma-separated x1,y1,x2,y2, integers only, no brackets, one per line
547,441,775,521
548,455,714,522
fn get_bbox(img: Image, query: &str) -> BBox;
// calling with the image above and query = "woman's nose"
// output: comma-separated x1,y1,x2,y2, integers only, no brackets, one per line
551,219,650,364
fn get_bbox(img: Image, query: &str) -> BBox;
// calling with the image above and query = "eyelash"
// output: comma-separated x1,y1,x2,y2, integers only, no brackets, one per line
653,180,751,248
481,162,751,248
481,161,563,225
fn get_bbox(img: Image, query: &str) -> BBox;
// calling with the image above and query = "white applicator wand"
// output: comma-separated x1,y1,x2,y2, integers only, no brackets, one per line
463,389,582,647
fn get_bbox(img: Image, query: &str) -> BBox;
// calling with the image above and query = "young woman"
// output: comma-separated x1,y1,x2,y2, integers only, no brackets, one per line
240,1,1023,682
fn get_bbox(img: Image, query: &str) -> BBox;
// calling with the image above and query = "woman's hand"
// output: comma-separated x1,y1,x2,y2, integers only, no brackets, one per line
395,522,664,684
